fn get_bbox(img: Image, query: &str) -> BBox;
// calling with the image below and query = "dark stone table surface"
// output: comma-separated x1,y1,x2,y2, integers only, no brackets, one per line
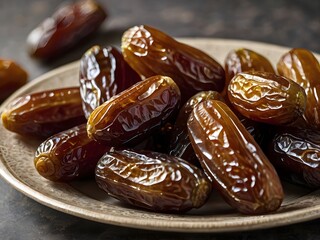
0,0,319,239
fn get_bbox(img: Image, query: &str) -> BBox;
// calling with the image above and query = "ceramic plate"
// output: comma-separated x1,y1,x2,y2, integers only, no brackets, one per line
1,38,320,233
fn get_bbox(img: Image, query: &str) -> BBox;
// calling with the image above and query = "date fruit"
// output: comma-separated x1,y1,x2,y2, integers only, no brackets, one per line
35,124,111,181
121,25,225,103
1,87,85,138
95,149,211,212
80,45,141,118
228,71,306,125
169,91,225,166
0,59,28,101
223,48,275,96
277,48,320,129
27,0,107,59
87,75,180,146
188,100,284,214
267,128,320,187
239,117,265,145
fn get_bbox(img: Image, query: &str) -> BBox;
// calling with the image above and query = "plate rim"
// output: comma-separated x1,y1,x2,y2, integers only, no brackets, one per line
1,38,320,233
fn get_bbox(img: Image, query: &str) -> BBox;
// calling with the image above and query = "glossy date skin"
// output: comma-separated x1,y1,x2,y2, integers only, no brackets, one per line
228,71,306,125
188,100,284,214
0,59,28,102
277,48,320,129
169,91,225,166
1,87,86,138
34,124,111,182
27,0,107,59
87,75,181,146
95,149,211,213
224,48,275,82
267,128,320,187
121,25,225,103
80,45,141,118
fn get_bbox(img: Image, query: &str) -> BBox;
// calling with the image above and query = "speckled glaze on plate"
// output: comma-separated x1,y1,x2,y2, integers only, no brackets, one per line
0,39,320,233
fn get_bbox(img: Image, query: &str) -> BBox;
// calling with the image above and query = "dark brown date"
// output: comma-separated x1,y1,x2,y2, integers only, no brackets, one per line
240,117,266,145
34,124,111,181
95,149,211,213
188,100,284,214
27,0,107,59
277,48,320,129
267,128,320,187
169,91,225,166
121,25,225,103
80,45,141,118
87,75,180,146
228,71,306,125
0,59,28,101
224,48,275,83
1,87,85,138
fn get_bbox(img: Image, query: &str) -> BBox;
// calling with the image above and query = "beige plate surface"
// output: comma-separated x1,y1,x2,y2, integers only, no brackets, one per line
0,38,320,233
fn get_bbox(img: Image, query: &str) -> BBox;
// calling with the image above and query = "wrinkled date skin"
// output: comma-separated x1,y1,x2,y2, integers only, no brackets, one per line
228,71,306,125
79,45,141,118
27,0,107,59
87,75,181,146
95,149,211,213
188,100,284,214
0,59,28,102
1,87,86,138
277,48,320,129
34,124,111,181
121,25,225,103
224,48,275,83
267,128,320,187
169,91,225,166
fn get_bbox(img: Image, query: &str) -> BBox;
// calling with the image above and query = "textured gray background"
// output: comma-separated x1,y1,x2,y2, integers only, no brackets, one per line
0,0,319,239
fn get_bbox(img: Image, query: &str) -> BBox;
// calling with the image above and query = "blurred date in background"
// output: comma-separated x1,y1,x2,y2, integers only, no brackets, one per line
0,0,319,82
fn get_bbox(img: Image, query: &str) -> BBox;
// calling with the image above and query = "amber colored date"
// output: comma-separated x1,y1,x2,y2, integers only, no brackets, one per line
0,59,28,102
1,87,85,138
267,128,320,187
228,71,306,125
223,48,275,96
95,149,211,213
188,100,284,214
87,75,180,146
277,48,320,129
80,45,141,118
34,124,111,181
27,0,107,59
169,91,225,166
121,25,225,103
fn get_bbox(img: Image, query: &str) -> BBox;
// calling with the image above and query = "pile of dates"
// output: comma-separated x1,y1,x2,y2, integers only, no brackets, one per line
2,25,320,215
